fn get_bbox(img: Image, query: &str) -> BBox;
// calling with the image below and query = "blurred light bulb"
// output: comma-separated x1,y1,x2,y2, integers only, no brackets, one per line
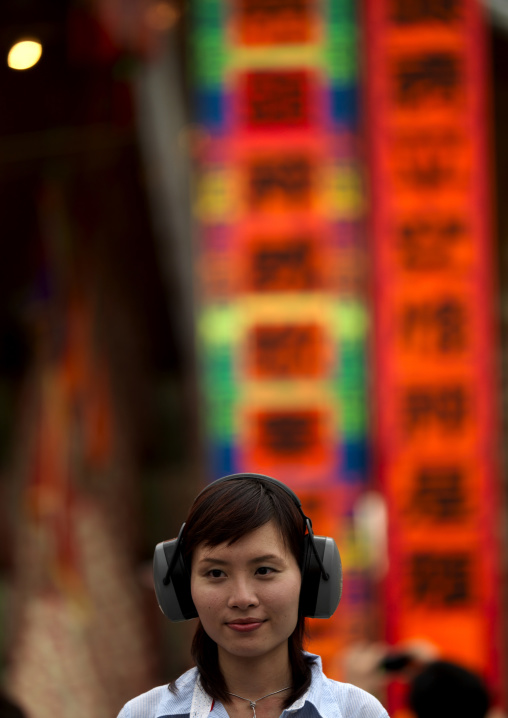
8,40,42,70
145,1,180,31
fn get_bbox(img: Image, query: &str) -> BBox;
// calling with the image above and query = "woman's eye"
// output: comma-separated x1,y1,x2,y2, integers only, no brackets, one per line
256,566,275,576
207,569,225,578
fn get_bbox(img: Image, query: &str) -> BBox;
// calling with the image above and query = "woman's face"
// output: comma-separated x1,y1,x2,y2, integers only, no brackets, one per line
191,520,302,664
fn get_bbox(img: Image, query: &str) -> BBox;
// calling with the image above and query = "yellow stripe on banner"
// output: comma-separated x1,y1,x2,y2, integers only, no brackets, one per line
195,168,238,223
228,45,324,71
337,521,374,572
321,165,365,219
237,293,336,324
238,380,339,409
236,296,368,340
199,300,368,350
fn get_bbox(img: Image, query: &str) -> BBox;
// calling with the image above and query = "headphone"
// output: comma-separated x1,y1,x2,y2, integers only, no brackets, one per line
153,473,343,622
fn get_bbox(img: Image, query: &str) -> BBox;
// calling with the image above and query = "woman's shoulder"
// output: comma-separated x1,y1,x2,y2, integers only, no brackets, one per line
117,685,171,718
116,667,199,718
304,656,388,718
321,676,389,718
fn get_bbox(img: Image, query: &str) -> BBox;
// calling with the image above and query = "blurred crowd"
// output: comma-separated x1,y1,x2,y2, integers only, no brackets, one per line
343,640,506,718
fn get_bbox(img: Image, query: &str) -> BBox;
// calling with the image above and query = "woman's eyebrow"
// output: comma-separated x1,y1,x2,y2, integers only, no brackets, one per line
198,553,283,565
248,554,282,563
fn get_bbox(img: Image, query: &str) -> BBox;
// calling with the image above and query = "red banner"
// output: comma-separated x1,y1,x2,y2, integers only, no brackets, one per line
364,0,504,712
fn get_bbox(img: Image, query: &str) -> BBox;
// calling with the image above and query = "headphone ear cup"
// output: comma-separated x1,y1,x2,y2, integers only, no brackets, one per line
299,535,343,618
153,538,198,622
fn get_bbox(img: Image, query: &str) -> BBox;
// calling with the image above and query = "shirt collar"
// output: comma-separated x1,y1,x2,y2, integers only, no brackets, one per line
155,667,199,718
283,653,323,714
188,653,324,718
190,676,214,718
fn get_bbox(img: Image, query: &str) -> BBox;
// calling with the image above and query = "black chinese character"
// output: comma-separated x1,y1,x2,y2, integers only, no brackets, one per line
389,0,463,24
403,385,468,434
401,299,467,353
396,218,467,271
260,412,316,453
393,53,461,106
251,240,317,290
249,156,312,205
410,553,473,606
392,131,467,190
409,466,467,520
247,71,308,126
241,0,309,15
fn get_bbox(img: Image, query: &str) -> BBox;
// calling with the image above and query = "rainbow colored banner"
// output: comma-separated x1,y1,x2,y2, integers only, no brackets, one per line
364,0,504,711
194,0,372,673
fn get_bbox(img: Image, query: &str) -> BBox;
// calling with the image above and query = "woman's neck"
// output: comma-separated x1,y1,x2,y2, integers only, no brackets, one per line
219,646,292,699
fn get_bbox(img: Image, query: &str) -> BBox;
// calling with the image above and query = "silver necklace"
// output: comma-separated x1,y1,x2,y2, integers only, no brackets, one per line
227,686,291,718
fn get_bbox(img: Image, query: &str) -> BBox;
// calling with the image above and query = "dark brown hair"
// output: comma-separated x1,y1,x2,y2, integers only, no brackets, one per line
180,476,315,708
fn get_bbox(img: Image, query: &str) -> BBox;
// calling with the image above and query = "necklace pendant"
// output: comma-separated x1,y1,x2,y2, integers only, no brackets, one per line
226,684,290,718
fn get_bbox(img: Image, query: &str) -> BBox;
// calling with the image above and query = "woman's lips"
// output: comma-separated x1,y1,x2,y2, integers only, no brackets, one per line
226,620,265,633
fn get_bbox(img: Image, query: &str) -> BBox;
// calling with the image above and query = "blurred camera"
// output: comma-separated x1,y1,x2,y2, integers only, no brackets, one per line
378,653,413,672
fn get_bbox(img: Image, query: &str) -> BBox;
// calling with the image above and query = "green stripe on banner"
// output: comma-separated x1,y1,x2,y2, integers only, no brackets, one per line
338,389,368,437
192,32,227,86
205,393,236,440
202,348,234,389
192,0,224,29
202,348,236,440
325,31,358,83
327,0,355,25
340,341,366,387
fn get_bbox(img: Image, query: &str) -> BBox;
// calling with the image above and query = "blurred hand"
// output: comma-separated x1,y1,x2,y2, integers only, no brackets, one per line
342,639,440,693
342,641,391,693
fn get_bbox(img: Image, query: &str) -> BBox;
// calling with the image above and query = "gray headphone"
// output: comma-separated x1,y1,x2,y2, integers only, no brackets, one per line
153,473,343,622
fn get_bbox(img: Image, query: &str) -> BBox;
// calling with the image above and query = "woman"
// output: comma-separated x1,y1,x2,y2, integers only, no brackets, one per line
117,473,389,718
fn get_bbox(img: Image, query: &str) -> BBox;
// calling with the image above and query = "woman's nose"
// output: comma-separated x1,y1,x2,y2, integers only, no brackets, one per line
227,578,259,609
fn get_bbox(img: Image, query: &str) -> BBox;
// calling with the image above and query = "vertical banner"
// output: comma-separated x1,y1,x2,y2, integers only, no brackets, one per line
364,0,504,712
194,0,373,675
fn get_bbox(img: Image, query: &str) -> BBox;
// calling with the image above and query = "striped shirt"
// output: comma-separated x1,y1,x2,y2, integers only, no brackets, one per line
116,654,389,718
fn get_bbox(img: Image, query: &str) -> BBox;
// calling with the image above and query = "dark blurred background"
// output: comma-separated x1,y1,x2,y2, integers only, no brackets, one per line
0,2,202,715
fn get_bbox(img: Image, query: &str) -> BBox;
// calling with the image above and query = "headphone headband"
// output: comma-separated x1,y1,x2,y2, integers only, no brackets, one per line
195,473,304,512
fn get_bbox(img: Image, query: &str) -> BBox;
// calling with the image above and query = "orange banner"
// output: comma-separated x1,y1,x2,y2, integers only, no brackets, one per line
365,0,504,711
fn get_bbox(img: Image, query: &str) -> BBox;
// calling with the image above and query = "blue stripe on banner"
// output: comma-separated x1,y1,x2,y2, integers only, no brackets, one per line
330,85,358,127
194,88,224,130
209,442,235,479
340,439,369,482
